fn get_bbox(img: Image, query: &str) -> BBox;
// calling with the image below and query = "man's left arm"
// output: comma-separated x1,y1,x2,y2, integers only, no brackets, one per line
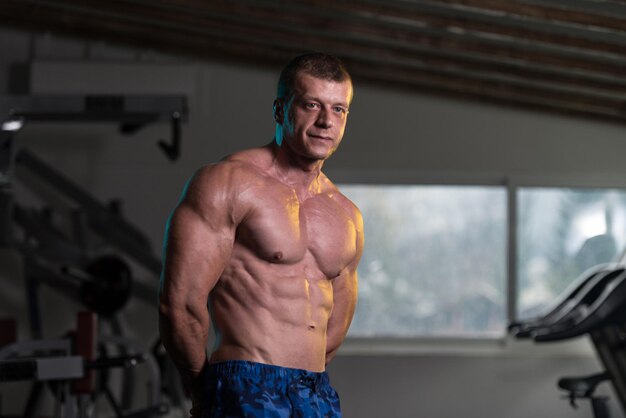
326,210,364,366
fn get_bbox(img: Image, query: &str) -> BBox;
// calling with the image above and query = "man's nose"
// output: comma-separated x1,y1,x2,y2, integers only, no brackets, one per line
315,107,333,128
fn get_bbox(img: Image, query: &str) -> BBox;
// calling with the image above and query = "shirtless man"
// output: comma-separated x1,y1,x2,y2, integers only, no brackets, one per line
159,53,363,417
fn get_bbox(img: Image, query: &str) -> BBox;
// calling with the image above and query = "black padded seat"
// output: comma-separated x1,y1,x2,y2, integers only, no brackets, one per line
558,372,611,397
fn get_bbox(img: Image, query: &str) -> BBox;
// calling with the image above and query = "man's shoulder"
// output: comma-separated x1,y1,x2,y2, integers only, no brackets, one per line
195,147,271,184
184,148,272,222
222,146,273,171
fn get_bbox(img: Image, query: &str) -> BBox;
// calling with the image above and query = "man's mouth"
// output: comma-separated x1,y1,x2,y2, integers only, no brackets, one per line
309,134,332,141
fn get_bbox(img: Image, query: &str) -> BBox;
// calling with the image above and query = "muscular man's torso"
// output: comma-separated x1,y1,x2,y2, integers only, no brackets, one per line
207,147,359,372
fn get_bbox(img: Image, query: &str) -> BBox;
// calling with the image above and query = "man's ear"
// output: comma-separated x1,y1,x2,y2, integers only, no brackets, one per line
273,99,283,124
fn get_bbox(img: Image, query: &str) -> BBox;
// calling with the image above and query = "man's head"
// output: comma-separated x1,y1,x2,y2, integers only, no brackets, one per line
273,53,353,162
276,53,352,102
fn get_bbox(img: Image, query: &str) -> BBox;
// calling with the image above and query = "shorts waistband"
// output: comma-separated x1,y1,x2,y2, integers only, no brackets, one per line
207,360,329,386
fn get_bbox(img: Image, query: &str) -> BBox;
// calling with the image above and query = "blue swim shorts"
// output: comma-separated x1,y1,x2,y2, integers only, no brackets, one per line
201,360,342,418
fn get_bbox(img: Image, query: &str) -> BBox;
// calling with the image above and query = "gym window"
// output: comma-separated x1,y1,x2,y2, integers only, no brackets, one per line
516,187,626,320
341,185,508,338
340,184,626,339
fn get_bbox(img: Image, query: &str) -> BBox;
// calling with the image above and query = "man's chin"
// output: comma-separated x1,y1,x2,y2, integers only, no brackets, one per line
307,147,335,160
286,141,335,163
309,143,337,158
297,151,332,164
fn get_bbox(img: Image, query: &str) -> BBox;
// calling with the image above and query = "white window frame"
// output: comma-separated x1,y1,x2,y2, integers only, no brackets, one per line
331,169,626,356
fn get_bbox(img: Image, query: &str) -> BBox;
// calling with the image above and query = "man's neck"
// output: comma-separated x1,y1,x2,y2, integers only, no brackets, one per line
270,142,324,197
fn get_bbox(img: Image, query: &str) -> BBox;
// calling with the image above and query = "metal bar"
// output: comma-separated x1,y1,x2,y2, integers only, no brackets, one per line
13,205,86,264
506,180,518,325
15,150,162,275
99,335,162,406
0,338,72,360
15,150,150,250
0,95,187,122
23,382,44,418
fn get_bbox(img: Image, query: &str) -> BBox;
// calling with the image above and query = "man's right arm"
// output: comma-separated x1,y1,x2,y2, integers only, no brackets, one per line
158,163,240,409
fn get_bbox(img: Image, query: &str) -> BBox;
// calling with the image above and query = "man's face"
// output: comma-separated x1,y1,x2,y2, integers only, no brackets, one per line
279,72,353,162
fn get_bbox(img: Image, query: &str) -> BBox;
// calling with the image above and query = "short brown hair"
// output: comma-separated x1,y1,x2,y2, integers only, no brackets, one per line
277,52,351,99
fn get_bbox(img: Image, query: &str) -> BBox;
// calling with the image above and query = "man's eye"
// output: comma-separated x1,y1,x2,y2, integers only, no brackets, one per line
305,103,318,109
334,107,345,113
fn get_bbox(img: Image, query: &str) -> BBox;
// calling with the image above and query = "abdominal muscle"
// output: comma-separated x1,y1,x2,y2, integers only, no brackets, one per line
207,249,334,372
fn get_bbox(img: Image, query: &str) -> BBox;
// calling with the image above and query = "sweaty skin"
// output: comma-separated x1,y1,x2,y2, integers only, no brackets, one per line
159,73,363,412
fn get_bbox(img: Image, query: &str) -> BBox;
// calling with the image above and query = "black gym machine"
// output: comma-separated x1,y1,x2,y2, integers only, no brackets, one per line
0,95,190,416
510,258,626,418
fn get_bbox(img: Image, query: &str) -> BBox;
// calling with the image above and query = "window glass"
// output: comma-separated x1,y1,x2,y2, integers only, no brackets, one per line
340,185,507,337
517,188,626,319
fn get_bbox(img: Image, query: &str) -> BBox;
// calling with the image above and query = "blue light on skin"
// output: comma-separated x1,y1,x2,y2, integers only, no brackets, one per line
275,125,283,146
273,95,296,147
273,97,284,146
159,176,194,294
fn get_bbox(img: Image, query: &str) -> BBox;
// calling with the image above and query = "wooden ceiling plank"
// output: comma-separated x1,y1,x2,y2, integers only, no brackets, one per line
427,0,626,32
3,1,626,95
517,0,626,18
